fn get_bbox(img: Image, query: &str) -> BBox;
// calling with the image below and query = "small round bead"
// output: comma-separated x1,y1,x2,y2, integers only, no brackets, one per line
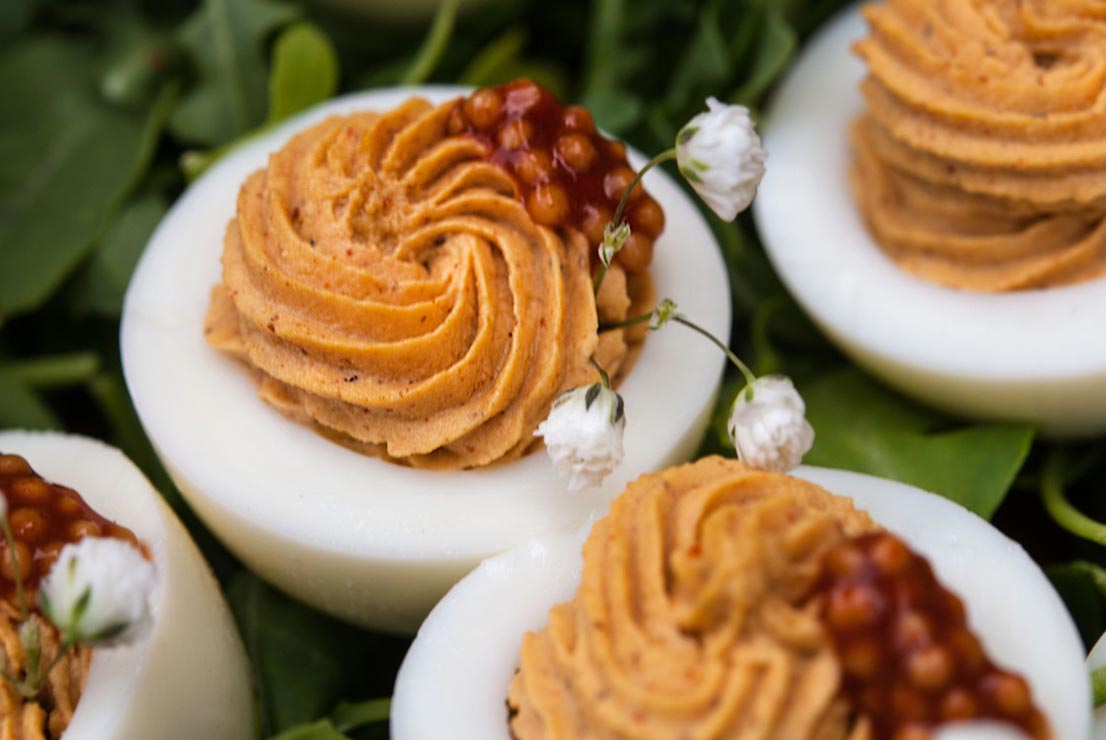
823,543,866,579
1,542,32,581
870,535,911,575
580,205,613,246
827,582,883,631
36,541,63,572
891,683,930,722
514,149,553,185
464,88,503,130
56,495,81,516
603,167,640,202
70,519,103,539
607,141,627,159
497,118,533,151
0,455,32,477
893,611,932,650
9,508,47,543
9,477,52,503
447,105,467,135
629,197,665,237
528,184,570,227
906,645,953,692
556,132,597,173
983,673,1031,717
842,639,883,680
563,105,595,133
892,725,930,740
948,628,987,676
940,688,978,720
505,81,541,112
615,233,653,273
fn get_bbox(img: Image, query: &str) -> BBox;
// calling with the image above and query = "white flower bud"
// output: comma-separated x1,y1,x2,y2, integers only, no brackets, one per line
40,537,157,647
535,384,626,491
728,375,814,473
676,97,766,221
649,298,678,331
599,221,630,268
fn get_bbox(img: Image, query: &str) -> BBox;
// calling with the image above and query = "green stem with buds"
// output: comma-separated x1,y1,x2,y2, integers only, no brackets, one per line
593,149,678,296
1039,447,1106,545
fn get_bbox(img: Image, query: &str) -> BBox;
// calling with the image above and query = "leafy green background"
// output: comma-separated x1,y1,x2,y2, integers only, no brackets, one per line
3,0,1106,736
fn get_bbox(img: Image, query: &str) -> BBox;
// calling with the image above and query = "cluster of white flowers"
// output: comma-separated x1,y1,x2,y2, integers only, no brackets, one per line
538,96,811,490
39,536,157,646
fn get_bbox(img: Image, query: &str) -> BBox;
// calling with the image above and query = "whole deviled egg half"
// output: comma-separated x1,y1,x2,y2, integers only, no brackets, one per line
754,2,1106,437
0,430,252,739
122,81,730,631
394,458,1090,739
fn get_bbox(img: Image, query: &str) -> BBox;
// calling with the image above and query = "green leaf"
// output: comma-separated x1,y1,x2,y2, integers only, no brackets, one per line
170,0,300,146
331,698,390,732
731,7,798,104
68,195,168,317
801,368,1035,519
0,40,173,318
1,353,100,389
267,23,339,125
665,1,730,114
1047,562,1106,650
400,0,461,85
270,719,349,740
459,27,527,87
579,89,643,136
0,373,60,429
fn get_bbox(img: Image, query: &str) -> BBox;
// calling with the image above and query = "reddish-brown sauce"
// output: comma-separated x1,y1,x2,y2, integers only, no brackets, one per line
814,532,1049,740
0,453,144,608
448,79,664,273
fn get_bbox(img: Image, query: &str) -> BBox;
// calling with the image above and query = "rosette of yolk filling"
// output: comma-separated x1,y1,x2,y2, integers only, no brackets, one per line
851,0,1106,291
508,457,1050,740
0,453,146,740
205,80,662,469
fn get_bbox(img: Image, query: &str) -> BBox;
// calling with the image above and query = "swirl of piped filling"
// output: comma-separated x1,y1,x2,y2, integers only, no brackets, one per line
507,457,879,739
205,84,656,469
851,0,1106,291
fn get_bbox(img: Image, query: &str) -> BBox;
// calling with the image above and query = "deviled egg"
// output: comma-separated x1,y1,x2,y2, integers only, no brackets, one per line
754,5,1106,436
0,430,252,739
393,461,1090,739
121,84,730,632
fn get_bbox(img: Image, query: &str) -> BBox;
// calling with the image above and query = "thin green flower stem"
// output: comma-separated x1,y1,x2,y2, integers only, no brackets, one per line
671,315,757,388
0,518,27,621
401,0,461,85
598,313,652,331
593,149,678,297
1094,666,1106,707
588,356,612,389
24,640,73,696
1039,446,1106,545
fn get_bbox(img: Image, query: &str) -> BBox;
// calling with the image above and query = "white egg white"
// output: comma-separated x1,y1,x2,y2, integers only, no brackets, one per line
392,466,1090,740
0,430,252,740
752,7,1106,438
120,86,730,632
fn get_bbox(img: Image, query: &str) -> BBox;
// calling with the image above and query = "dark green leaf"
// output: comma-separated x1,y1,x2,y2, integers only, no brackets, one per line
801,368,1035,519
0,40,172,319
1,353,100,389
579,89,643,136
665,2,729,114
169,0,300,145
1047,562,1106,650
0,373,60,429
331,699,390,732
270,720,349,740
731,8,798,104
400,0,461,85
68,195,168,317
267,23,339,125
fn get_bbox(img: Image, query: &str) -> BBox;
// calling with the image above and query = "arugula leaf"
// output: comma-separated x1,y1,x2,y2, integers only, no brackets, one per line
0,372,60,429
270,699,390,740
801,368,1035,519
169,0,300,146
68,194,168,318
0,40,172,320
1047,561,1106,650
267,22,339,125
270,720,349,740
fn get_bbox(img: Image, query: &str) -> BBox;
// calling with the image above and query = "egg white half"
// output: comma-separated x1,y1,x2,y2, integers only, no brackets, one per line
392,466,1090,740
752,7,1106,438
120,86,730,632
0,430,253,740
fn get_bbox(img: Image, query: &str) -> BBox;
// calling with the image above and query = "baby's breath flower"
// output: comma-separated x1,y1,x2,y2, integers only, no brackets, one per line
536,383,625,491
728,375,814,473
676,97,766,221
599,221,631,268
649,298,678,330
40,537,156,647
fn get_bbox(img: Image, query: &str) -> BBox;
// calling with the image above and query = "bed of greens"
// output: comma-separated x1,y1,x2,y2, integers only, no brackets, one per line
3,0,1106,737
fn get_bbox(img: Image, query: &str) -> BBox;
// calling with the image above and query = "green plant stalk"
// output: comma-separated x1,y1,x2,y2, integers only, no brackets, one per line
1095,666,1106,707
1039,447,1106,545
401,0,462,85
588,356,612,390
593,149,677,296
2,353,100,389
672,315,756,389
